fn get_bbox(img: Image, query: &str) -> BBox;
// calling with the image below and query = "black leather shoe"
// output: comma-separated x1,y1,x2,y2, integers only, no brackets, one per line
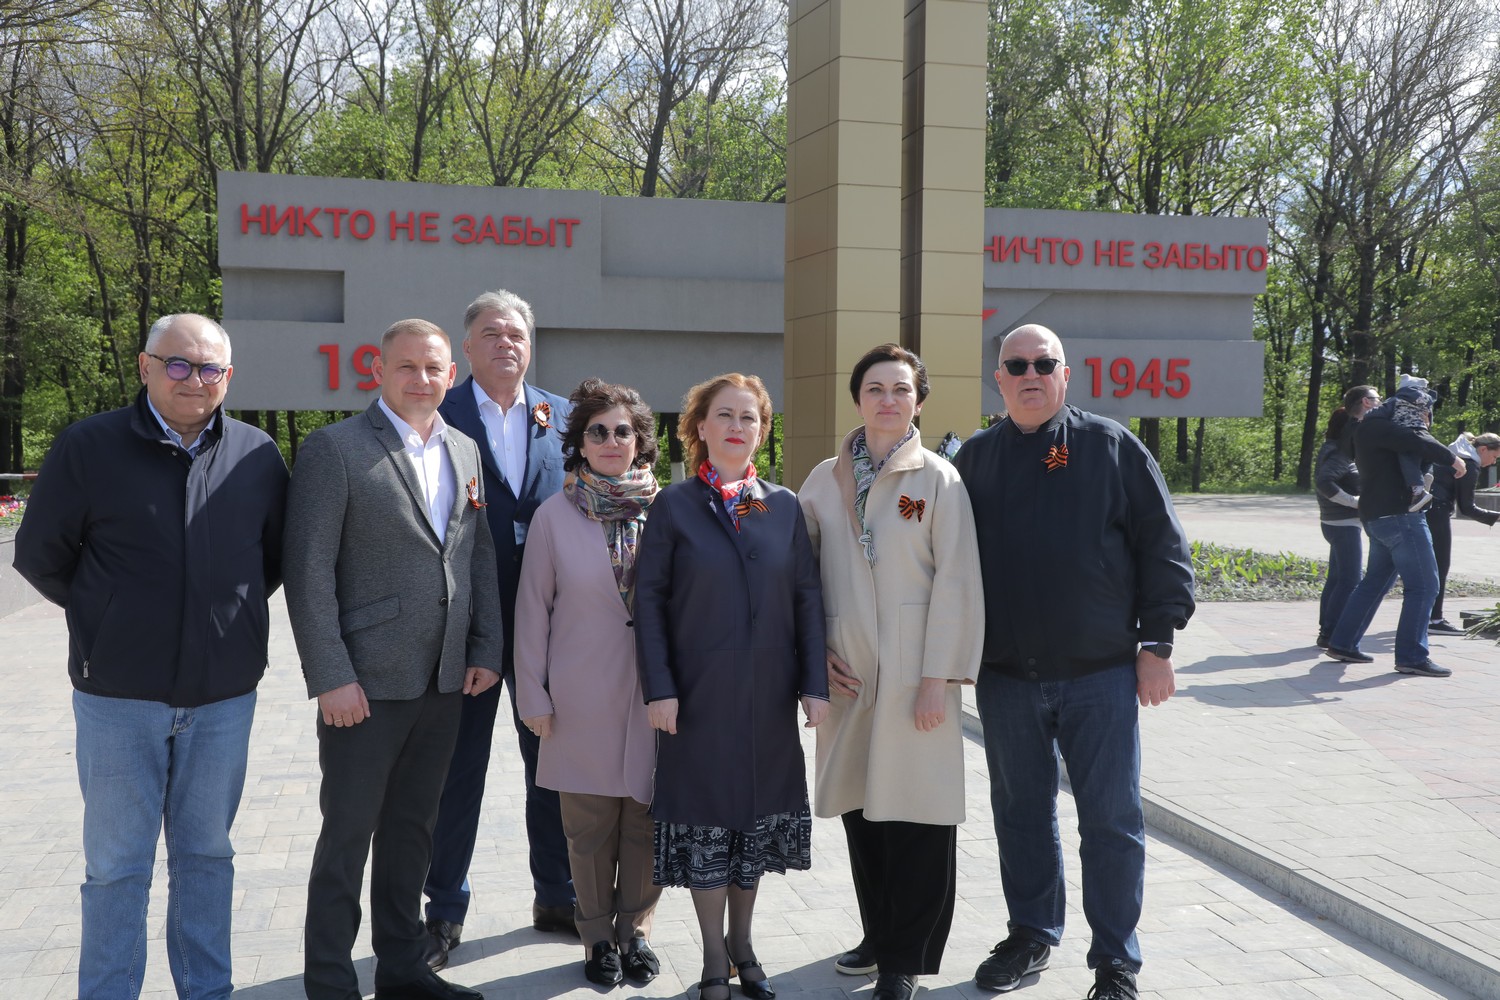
621,937,660,984
533,900,580,936
585,941,624,987
727,939,774,1000
834,940,877,975
872,973,917,1000
422,918,463,971
373,967,483,999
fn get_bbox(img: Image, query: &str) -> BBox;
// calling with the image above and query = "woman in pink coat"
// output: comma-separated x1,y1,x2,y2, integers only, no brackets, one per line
514,378,663,988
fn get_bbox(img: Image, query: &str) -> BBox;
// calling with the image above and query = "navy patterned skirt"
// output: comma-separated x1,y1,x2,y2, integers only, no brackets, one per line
653,795,813,890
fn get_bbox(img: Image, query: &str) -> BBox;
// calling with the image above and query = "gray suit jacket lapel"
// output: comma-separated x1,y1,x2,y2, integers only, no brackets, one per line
441,432,472,551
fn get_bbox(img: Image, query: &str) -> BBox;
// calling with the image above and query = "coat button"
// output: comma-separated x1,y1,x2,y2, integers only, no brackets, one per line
625,620,634,628
439,597,449,605
1027,658,1036,666
1028,671,1038,680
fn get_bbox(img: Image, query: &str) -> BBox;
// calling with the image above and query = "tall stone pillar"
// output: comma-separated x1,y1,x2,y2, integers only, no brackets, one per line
900,0,987,446
784,0,987,487
784,0,905,487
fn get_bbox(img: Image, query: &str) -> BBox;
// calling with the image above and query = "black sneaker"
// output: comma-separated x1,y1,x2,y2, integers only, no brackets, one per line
1086,960,1138,1000
1395,659,1452,677
1325,645,1373,664
1315,633,1330,649
974,935,1049,992
1428,619,1465,636
834,940,878,975
1410,490,1433,512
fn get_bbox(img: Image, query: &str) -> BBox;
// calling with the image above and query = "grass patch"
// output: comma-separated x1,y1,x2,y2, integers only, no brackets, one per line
1192,541,1327,601
1190,540,1500,602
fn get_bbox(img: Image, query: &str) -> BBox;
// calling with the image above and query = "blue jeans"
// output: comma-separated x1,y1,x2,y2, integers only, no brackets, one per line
73,690,256,1000
1320,522,1363,637
1329,513,1440,665
974,664,1144,972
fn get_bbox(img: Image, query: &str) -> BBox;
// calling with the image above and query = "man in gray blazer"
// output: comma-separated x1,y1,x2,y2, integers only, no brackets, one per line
284,319,503,1000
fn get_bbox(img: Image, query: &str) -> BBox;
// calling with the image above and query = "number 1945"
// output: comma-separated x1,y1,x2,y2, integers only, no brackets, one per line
1083,357,1190,399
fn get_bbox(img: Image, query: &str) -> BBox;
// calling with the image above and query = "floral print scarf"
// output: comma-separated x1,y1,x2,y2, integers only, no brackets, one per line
850,425,916,565
563,465,660,611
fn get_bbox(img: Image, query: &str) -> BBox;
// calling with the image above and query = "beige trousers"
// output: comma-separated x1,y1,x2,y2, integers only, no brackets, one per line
558,791,662,948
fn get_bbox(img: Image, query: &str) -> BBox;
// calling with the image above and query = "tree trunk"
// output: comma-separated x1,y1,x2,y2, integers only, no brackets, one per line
0,200,26,473
1138,416,1160,461
1192,417,1206,492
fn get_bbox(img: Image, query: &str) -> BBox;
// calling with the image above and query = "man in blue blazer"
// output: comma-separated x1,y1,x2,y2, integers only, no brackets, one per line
423,290,576,967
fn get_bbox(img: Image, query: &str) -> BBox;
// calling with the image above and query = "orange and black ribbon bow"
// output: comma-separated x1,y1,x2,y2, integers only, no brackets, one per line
1043,444,1068,472
466,476,486,509
733,496,770,518
898,495,926,521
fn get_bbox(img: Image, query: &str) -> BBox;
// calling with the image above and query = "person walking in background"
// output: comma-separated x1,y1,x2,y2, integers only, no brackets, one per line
513,378,665,988
799,344,983,1000
424,290,576,969
286,319,502,1000
1425,431,1500,635
953,324,1194,1000
634,373,829,1000
1324,384,1464,678
1315,407,1362,649
1339,384,1380,457
13,314,287,1000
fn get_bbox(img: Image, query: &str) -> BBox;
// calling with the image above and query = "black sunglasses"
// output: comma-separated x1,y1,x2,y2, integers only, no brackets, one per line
148,353,228,384
585,423,636,444
1001,357,1064,376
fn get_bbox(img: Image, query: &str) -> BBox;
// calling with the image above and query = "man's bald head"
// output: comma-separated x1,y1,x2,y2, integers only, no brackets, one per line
995,323,1070,432
1000,324,1065,365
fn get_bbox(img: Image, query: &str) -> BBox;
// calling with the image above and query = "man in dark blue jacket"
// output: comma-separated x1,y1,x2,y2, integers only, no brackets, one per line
954,324,1193,1000
14,313,288,1000
1325,386,1464,676
422,290,575,968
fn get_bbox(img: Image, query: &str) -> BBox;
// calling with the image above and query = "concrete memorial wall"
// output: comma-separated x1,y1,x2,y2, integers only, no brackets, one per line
218,172,1268,433
218,171,785,413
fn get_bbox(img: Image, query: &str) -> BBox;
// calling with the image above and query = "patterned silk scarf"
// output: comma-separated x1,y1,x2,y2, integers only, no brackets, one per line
850,425,916,565
698,461,760,531
563,466,660,611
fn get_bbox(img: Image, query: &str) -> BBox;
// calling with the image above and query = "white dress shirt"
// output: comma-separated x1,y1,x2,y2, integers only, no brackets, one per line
378,398,457,544
472,380,528,497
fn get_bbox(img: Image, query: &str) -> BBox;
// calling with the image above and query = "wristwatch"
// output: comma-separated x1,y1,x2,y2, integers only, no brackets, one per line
1141,642,1174,659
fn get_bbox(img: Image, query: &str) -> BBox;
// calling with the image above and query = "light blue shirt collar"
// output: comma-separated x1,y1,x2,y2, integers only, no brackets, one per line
146,396,217,457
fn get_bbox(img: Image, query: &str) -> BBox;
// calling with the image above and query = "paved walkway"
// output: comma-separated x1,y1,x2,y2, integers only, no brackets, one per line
3,495,1497,999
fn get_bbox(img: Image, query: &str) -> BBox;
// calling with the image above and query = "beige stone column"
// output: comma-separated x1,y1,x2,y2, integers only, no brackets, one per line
784,0,987,488
784,0,904,488
900,0,987,448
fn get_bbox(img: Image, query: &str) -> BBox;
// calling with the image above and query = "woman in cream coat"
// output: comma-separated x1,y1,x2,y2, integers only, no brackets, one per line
798,344,983,1000
515,378,663,989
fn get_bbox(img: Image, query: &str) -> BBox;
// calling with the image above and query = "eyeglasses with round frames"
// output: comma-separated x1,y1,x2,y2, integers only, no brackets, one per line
584,423,636,445
148,353,228,385
1001,357,1064,376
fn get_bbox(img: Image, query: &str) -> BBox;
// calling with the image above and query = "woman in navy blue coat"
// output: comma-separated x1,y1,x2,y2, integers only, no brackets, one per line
634,373,829,1000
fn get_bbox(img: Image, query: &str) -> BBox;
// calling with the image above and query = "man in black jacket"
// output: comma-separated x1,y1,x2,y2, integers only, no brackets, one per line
953,324,1193,1000
1325,386,1464,676
13,313,288,1000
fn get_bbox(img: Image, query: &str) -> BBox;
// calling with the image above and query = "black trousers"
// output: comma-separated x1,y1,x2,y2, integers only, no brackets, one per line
304,681,462,1000
1426,507,1452,619
841,809,957,976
